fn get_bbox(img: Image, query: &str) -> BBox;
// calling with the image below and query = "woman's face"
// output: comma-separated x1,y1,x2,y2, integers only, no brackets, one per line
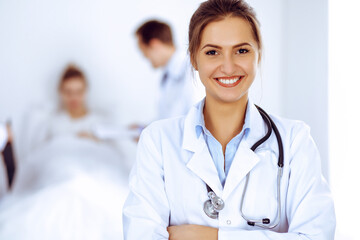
60,77,87,112
195,17,259,103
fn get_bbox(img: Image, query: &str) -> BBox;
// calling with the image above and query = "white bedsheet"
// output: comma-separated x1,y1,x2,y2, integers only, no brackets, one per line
0,136,129,240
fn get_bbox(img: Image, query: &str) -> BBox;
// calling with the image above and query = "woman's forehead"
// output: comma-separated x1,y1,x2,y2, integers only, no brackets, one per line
200,17,256,48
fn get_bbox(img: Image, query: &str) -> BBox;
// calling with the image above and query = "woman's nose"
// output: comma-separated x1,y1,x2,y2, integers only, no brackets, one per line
220,55,236,76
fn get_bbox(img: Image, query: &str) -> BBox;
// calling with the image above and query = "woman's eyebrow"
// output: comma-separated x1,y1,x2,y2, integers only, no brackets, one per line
201,44,221,50
233,42,251,48
201,42,252,50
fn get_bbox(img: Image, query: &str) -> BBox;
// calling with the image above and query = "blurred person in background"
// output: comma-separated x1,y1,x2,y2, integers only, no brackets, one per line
130,19,203,139
46,64,103,141
0,64,128,240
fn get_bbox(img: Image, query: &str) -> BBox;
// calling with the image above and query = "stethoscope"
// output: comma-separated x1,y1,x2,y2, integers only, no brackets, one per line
203,105,284,229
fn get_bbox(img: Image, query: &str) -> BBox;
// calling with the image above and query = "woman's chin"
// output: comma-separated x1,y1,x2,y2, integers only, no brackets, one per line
211,92,248,104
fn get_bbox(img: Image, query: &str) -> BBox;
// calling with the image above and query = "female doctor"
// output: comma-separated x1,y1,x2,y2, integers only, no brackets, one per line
123,0,336,239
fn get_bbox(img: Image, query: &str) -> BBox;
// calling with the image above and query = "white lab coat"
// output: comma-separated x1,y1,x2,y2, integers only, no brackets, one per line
123,99,336,240
157,50,203,120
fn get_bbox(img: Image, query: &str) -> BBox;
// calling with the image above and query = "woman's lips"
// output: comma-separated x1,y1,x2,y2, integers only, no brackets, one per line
214,76,243,88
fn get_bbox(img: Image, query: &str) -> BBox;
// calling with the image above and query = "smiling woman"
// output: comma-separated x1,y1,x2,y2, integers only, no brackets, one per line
122,0,336,239
195,16,260,153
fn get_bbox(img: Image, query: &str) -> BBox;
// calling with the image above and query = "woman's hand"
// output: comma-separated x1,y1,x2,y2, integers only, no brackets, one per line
167,224,218,240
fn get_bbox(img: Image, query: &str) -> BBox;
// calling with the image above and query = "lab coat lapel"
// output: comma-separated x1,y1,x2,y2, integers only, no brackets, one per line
222,100,267,200
182,101,223,196
222,142,260,200
186,139,223,196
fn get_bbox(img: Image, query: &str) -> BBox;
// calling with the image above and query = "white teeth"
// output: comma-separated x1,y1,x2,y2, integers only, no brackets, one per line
218,77,241,85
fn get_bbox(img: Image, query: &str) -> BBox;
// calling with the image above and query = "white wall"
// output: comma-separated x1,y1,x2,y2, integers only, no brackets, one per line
282,0,329,180
247,0,284,115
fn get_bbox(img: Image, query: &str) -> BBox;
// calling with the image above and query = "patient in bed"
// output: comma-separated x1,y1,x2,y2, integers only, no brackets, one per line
0,65,128,240
46,64,102,141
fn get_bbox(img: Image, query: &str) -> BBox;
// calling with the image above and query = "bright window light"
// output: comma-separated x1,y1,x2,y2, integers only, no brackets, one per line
329,1,360,239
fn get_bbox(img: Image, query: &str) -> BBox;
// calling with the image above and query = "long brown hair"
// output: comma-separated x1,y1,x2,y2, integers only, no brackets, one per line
188,0,262,66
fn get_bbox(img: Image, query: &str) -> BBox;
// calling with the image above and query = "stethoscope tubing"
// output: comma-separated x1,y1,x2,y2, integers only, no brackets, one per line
204,105,284,229
239,167,283,228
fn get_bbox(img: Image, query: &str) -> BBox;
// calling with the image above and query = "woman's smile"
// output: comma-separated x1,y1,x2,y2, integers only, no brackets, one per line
214,75,244,88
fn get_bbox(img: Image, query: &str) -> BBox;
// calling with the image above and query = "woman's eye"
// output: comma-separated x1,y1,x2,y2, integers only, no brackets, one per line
237,48,249,54
206,50,217,55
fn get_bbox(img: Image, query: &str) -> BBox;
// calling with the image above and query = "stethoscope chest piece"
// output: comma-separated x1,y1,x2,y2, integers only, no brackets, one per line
203,191,225,219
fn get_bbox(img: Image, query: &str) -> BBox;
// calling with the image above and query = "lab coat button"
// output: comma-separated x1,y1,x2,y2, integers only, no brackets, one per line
226,220,231,225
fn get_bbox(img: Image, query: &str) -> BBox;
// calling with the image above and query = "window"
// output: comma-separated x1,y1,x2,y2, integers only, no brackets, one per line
329,1,360,239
